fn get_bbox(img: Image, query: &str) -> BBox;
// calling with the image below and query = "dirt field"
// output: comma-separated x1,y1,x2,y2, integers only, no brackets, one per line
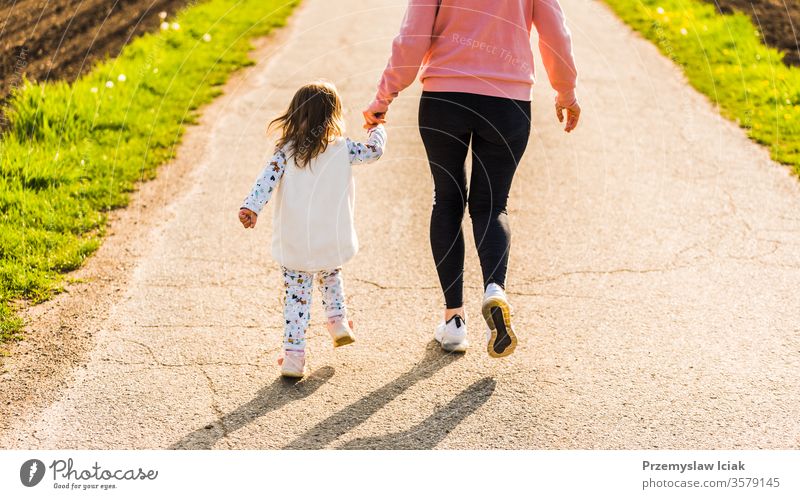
0,0,189,99
711,0,800,66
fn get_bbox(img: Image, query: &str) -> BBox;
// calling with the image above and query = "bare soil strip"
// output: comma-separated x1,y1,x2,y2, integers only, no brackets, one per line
0,0,190,100
710,0,800,66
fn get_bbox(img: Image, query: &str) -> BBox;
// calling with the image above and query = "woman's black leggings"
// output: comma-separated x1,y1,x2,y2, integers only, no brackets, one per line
419,91,531,309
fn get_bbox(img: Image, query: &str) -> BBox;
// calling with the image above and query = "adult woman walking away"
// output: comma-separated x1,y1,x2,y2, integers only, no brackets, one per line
364,0,581,358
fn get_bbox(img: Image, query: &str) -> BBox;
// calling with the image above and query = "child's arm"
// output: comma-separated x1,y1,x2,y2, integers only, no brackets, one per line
347,125,387,165
238,148,287,228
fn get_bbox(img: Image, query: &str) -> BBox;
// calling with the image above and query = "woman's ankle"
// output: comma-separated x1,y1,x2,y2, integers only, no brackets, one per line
444,307,464,321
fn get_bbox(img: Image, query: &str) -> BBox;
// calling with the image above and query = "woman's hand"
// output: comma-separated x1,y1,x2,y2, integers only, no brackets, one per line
238,208,258,228
362,110,387,130
363,100,388,129
556,100,581,133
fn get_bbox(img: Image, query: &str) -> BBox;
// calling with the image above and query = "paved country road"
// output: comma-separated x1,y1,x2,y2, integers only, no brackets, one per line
2,0,800,449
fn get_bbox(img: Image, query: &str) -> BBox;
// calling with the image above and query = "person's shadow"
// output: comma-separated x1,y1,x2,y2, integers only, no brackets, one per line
337,377,496,449
284,342,487,449
172,343,493,450
171,366,335,450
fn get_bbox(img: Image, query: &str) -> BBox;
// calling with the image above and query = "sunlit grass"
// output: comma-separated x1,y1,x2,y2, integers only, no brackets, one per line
604,0,800,168
0,0,299,343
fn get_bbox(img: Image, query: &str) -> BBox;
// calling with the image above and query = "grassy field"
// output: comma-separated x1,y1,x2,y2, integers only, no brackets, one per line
0,0,299,348
603,0,800,170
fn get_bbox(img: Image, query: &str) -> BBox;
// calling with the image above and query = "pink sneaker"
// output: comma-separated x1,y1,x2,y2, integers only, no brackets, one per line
277,349,306,378
326,317,356,348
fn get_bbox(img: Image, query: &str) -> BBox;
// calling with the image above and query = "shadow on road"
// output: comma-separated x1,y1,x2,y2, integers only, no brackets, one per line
284,342,467,449
337,377,496,449
171,366,335,449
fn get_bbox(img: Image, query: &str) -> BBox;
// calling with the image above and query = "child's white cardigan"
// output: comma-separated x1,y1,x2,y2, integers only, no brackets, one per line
242,125,386,272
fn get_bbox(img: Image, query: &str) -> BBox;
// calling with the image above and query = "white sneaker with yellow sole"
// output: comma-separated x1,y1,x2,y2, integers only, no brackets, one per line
482,283,517,358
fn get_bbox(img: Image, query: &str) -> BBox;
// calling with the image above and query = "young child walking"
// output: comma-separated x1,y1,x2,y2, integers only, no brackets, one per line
238,81,386,378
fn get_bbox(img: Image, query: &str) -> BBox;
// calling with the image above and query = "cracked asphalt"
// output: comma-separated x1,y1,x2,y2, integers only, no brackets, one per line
2,0,800,449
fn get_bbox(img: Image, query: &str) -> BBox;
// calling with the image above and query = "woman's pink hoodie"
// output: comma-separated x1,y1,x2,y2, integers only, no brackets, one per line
369,0,578,113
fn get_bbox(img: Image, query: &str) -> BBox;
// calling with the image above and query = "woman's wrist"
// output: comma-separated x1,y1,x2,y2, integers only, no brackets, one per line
555,89,577,108
368,98,390,115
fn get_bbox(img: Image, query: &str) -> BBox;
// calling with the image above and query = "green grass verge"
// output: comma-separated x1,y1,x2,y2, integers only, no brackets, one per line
0,0,300,344
603,0,800,169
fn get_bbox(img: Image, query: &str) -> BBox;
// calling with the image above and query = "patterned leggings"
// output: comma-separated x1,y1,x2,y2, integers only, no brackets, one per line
282,267,346,351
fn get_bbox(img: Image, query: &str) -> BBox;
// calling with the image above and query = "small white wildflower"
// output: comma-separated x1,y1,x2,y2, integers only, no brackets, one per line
90,87,98,93
80,159,85,166
159,11,168,20
171,22,180,30
754,30,760,37
656,6,664,14
680,28,688,36
117,74,126,82
105,80,114,88
202,33,212,42
153,68,159,74
160,21,169,30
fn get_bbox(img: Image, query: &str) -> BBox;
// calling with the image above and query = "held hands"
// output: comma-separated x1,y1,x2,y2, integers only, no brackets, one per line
362,110,386,130
363,100,387,129
238,208,257,228
556,100,581,133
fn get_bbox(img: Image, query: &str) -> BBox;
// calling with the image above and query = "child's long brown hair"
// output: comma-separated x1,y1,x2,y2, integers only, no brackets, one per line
268,80,345,168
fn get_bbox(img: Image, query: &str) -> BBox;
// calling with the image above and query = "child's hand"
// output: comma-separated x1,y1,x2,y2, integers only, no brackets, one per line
238,208,258,228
